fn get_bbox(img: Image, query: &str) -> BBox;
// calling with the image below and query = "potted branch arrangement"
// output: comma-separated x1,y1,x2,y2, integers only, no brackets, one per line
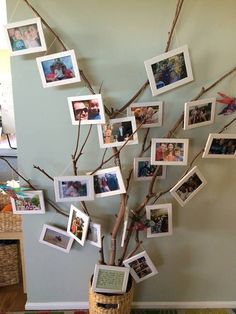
1,1,236,313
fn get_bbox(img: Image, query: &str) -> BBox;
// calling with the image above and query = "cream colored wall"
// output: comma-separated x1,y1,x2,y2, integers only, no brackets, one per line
6,0,236,305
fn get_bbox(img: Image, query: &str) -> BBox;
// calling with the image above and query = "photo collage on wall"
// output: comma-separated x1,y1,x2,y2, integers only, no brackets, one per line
4,12,236,289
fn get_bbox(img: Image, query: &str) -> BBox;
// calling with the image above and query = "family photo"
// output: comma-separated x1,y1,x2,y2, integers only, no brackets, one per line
67,205,90,246
68,94,105,125
128,101,163,128
151,138,189,165
11,190,45,214
54,175,94,202
36,50,81,87
93,167,126,198
170,166,207,207
5,17,46,55
145,45,193,96
98,117,138,148
134,157,166,181
184,98,216,130
203,134,236,158
146,204,172,238
123,251,158,283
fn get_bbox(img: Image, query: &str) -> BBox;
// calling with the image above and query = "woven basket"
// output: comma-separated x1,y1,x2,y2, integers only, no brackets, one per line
0,193,22,232
0,241,20,287
89,277,134,314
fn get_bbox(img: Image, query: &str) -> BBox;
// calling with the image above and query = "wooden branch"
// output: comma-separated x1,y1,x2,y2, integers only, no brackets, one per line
99,236,106,265
125,240,143,261
75,125,93,164
33,165,54,181
22,0,68,51
165,0,184,52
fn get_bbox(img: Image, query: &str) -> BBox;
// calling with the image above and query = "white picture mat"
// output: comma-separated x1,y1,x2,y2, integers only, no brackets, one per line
133,157,167,181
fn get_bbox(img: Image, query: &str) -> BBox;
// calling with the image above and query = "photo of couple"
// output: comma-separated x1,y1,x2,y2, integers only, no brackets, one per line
94,172,119,194
72,99,101,121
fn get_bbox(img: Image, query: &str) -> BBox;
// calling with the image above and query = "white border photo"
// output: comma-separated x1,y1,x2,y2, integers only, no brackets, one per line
170,166,207,207
151,138,189,166
39,224,74,253
54,175,94,202
36,50,81,88
67,204,90,246
133,157,166,181
11,190,45,214
184,97,216,130
123,251,158,283
97,116,138,148
146,203,173,238
144,45,193,96
127,101,163,128
92,166,126,198
4,17,46,56
202,133,236,159
68,94,106,125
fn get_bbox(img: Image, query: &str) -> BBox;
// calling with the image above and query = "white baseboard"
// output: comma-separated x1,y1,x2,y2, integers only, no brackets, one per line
25,301,236,310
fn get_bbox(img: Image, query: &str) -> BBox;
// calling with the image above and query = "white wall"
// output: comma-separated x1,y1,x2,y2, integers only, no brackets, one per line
7,0,236,307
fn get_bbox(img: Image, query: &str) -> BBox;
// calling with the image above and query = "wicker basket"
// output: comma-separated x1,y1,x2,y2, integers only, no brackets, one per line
0,240,20,287
0,193,22,232
89,277,134,314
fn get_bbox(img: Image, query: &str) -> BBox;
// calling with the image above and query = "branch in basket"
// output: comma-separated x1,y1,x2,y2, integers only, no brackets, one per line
99,236,106,265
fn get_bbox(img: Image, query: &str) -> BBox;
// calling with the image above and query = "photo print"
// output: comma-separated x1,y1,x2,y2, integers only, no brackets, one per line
133,157,166,181
127,101,163,128
184,97,216,130
39,224,74,253
97,116,138,148
92,264,130,294
36,50,81,88
123,251,158,283
144,45,193,96
202,133,236,159
4,17,46,56
92,166,126,198
11,190,45,214
170,166,207,207
68,94,106,125
146,203,173,238
54,175,94,202
67,204,90,246
86,222,102,248
151,138,189,166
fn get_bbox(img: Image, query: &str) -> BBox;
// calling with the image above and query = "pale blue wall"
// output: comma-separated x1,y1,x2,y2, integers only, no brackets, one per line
7,0,236,305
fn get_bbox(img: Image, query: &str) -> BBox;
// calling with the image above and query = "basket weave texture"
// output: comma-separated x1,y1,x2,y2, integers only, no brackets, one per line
0,242,20,286
0,193,22,232
89,279,134,314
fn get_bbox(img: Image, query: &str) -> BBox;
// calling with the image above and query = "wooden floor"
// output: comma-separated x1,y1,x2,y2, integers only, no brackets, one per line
0,282,27,311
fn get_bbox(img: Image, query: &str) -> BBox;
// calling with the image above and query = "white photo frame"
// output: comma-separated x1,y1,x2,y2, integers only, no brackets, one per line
170,166,207,207
54,175,94,202
97,116,138,148
87,222,102,248
92,264,130,294
36,50,81,88
146,203,173,238
123,251,158,283
127,101,163,128
202,133,236,159
92,166,126,198
184,97,216,130
68,94,106,125
151,138,189,166
39,224,74,253
144,45,194,96
67,204,90,246
11,190,45,214
4,17,47,56
133,157,166,181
